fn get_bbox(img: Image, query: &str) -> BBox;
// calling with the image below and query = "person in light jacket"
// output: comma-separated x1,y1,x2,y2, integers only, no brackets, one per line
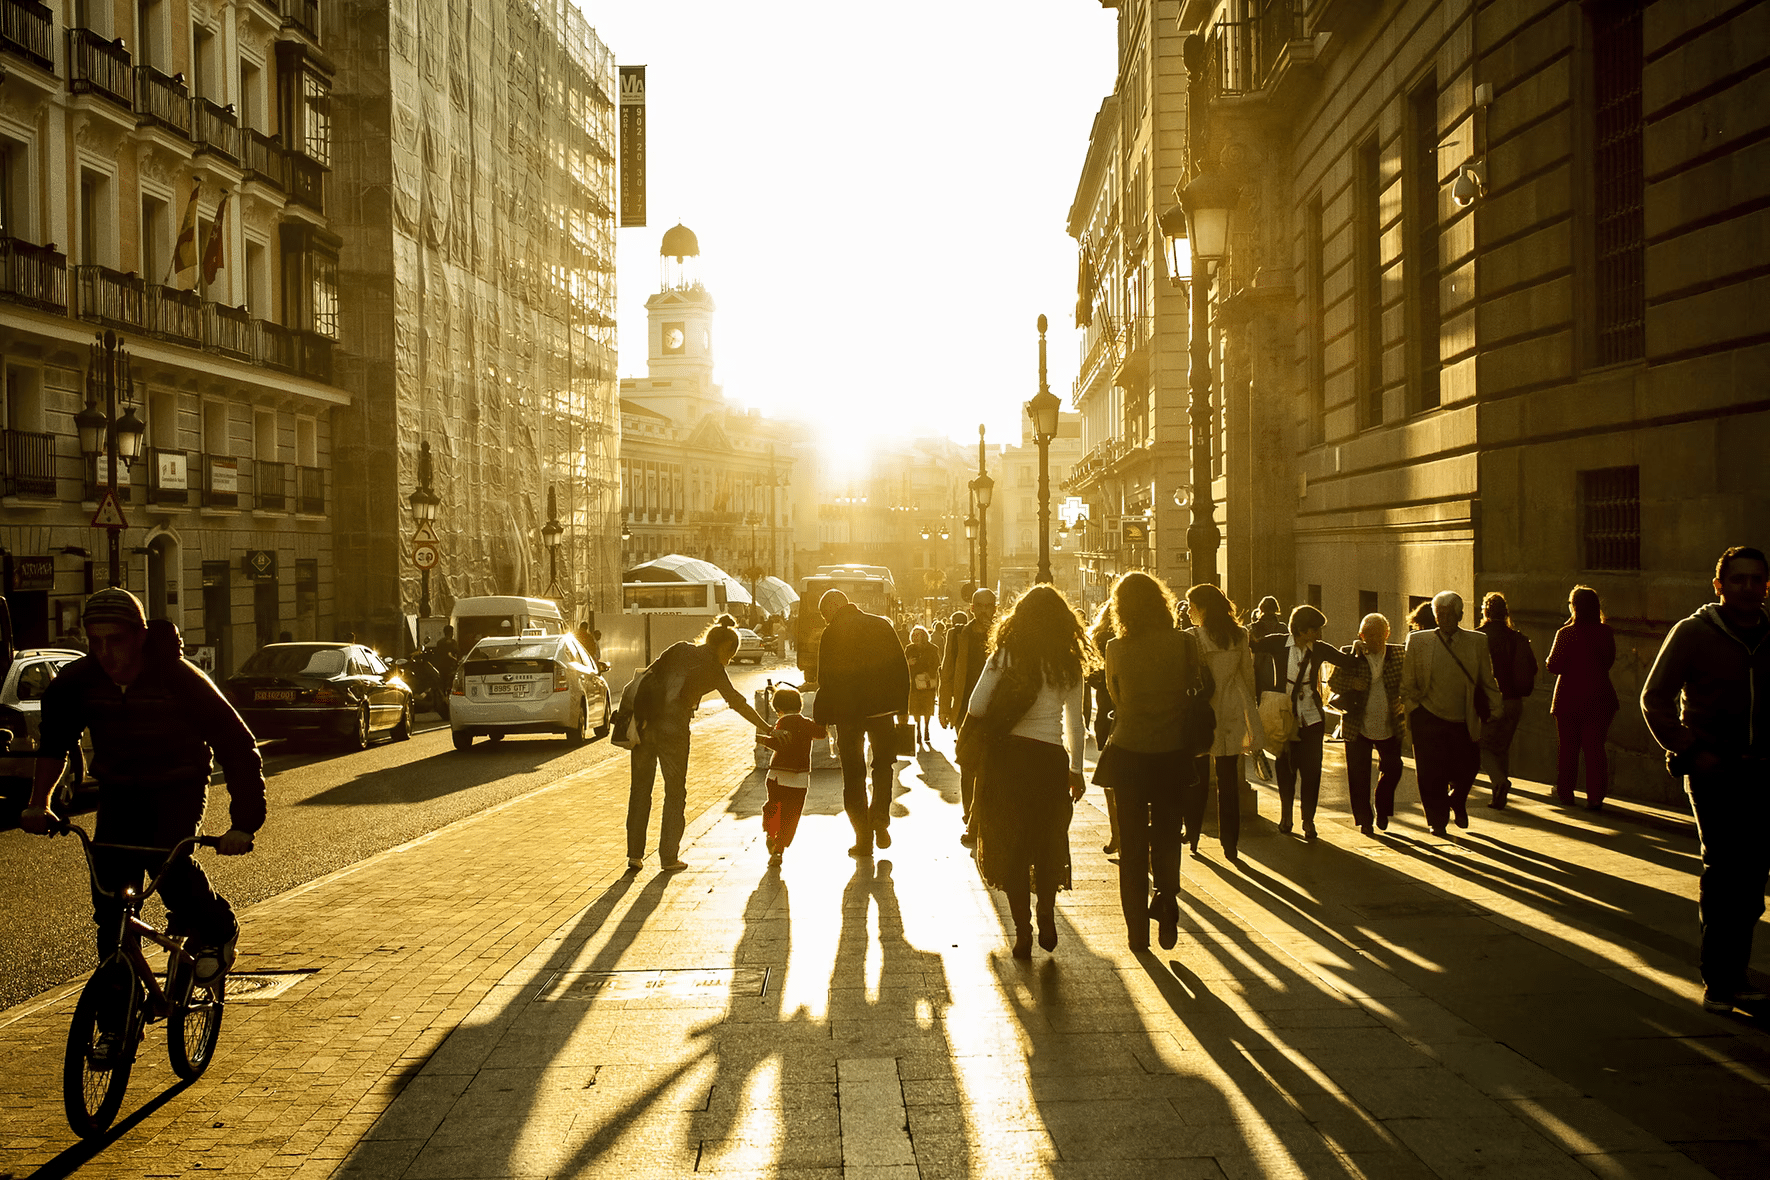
1326,613,1407,834
1184,583,1260,861
1251,605,1359,839
1400,591,1500,837
1545,585,1619,809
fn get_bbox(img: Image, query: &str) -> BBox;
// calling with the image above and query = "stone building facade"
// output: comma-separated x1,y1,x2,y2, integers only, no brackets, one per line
329,0,620,647
1189,0,1769,801
0,0,342,673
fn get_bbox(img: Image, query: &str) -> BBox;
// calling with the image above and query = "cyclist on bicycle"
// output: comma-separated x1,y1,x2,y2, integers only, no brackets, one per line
20,589,263,1009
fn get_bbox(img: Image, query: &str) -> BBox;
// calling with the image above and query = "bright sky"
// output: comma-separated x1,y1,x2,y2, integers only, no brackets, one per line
576,2,1119,449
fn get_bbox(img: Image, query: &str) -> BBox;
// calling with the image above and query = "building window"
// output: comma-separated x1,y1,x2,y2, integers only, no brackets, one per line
279,223,340,338
1356,136,1383,429
311,250,337,338
301,72,332,166
1359,589,1379,619
1407,74,1441,412
0,141,21,239
1307,584,1323,608
1306,194,1326,446
1591,0,1645,366
1579,465,1640,571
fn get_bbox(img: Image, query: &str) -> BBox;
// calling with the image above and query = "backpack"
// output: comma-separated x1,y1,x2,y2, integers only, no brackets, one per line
1496,628,1538,698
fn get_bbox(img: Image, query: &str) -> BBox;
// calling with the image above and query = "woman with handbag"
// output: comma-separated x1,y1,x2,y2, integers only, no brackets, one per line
1096,572,1204,951
1184,584,1261,862
965,585,1093,960
1251,605,1359,839
904,626,941,747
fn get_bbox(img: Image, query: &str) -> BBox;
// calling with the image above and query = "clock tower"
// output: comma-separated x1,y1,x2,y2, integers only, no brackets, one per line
645,223,718,403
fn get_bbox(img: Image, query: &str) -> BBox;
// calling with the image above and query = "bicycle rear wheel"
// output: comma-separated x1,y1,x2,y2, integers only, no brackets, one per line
63,971,135,1137
167,962,225,1080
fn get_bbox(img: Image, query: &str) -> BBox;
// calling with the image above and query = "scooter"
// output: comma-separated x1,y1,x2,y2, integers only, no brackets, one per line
395,645,453,718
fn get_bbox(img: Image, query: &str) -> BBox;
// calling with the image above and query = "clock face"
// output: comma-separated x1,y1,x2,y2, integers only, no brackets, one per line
663,323,685,353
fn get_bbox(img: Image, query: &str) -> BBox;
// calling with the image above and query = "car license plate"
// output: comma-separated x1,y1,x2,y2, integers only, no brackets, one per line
256,690,295,702
487,683,520,694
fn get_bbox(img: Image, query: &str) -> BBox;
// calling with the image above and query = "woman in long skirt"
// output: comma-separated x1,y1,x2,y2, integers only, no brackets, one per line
967,585,1093,960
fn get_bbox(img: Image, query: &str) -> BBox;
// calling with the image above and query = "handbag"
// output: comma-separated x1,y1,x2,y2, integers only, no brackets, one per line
954,655,1040,770
1257,690,1297,755
1438,632,1492,723
1179,659,1216,757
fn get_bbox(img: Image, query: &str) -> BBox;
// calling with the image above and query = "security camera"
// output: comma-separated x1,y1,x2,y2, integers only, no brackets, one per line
1451,162,1486,208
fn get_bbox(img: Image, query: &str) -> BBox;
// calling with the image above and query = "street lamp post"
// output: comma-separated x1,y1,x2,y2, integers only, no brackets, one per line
407,440,440,618
969,425,994,592
964,510,978,589
542,484,564,601
1026,314,1062,585
74,331,147,588
1160,166,1237,588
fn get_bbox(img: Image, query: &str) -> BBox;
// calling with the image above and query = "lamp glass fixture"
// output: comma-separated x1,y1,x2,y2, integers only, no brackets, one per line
114,403,146,461
964,516,978,540
1027,389,1061,439
74,399,105,458
971,473,994,510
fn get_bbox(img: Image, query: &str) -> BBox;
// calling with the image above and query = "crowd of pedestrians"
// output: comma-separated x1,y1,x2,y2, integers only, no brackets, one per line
612,545,1767,1013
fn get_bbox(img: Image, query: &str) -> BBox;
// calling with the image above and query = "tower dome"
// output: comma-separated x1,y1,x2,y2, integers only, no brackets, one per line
659,224,702,290
660,223,700,261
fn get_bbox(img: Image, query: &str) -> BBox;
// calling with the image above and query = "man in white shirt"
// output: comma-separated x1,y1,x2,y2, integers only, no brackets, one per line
1328,614,1408,834
1401,592,1500,837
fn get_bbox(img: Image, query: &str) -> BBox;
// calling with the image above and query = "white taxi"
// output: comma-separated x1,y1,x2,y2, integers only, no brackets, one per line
448,631,610,751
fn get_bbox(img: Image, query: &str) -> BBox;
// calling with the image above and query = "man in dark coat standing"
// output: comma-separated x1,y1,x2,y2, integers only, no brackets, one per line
813,590,910,857
939,588,996,833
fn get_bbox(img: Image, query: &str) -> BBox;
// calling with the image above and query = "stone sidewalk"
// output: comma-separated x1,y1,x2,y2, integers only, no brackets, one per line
0,712,1765,1179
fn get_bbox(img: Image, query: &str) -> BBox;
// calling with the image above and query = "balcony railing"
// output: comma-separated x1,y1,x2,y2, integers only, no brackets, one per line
294,330,332,382
134,66,191,137
1208,1,1306,99
1,428,55,497
67,28,133,109
200,452,240,508
285,152,324,212
243,129,284,189
296,464,324,515
146,446,190,505
254,459,287,511
145,283,202,345
192,96,240,163
280,0,321,43
74,265,145,329
259,319,297,373
0,0,55,71
0,237,66,311
203,301,254,360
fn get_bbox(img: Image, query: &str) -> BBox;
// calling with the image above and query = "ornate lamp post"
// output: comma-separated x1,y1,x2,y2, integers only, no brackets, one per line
542,485,564,601
1026,314,1062,585
75,331,147,588
969,424,994,591
1159,168,1238,587
964,511,978,589
407,440,440,618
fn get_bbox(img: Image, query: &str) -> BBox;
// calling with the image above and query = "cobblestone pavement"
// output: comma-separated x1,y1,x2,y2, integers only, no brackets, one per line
0,710,1765,1179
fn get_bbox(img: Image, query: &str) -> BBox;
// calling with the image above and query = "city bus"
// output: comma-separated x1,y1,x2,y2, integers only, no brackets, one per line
621,579,732,616
796,565,900,683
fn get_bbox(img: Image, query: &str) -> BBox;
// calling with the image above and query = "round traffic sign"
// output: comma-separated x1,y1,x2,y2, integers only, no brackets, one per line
413,543,439,570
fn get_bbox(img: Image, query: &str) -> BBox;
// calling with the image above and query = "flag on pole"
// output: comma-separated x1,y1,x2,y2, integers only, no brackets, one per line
168,182,200,283
201,190,230,287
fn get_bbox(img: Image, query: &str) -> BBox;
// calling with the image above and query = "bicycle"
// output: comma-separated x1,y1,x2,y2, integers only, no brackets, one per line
51,820,248,1137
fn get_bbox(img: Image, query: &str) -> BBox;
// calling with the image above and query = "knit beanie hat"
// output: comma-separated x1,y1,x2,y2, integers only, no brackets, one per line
83,587,147,631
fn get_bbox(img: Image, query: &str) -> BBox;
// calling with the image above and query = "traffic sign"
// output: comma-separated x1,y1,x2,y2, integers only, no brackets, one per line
413,543,439,571
91,489,128,530
411,522,439,545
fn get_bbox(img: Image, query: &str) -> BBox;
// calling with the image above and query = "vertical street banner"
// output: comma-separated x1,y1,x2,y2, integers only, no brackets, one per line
619,66,647,228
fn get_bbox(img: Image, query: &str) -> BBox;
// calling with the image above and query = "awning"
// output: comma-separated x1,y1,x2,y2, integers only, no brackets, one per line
752,575,800,617
622,554,752,606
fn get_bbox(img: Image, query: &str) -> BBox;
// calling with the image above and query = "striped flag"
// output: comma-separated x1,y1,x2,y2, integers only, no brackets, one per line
201,190,230,287
167,182,200,282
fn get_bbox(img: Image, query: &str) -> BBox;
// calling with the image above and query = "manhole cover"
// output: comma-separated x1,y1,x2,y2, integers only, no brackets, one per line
226,970,318,1001
535,967,770,1001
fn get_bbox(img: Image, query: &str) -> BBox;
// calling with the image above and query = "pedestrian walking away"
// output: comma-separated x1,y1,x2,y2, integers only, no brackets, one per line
812,590,911,857
20,589,263,1047
904,626,941,746
755,686,826,866
624,621,771,872
1184,583,1261,861
1251,604,1359,840
1545,585,1619,809
940,589,997,837
1247,596,1287,780
1641,545,1770,1015
1084,602,1120,854
965,584,1092,960
1478,592,1539,809
1400,591,1500,837
1096,572,1202,951
1326,613,1406,834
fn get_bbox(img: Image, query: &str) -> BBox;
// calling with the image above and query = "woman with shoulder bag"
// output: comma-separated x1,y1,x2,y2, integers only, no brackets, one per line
1251,605,1359,840
1097,572,1203,951
1184,584,1261,862
966,585,1093,960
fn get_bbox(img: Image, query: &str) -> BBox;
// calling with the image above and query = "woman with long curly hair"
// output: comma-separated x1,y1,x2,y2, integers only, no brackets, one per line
966,585,1094,959
1095,571,1204,951
1184,583,1261,861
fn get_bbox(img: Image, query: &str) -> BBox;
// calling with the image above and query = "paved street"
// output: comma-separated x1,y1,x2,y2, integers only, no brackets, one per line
0,698,1766,1179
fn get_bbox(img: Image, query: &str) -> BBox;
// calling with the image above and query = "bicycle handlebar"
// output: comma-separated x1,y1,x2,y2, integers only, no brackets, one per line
51,821,249,902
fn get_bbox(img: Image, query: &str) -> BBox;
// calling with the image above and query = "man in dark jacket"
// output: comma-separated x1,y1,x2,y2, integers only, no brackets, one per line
939,588,995,829
1642,545,1770,1014
813,590,909,857
21,589,263,1015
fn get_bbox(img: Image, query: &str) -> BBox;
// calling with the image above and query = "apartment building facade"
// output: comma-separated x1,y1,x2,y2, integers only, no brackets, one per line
0,0,342,671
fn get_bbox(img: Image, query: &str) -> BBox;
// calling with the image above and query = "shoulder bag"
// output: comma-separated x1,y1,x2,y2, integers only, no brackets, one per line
1438,632,1492,722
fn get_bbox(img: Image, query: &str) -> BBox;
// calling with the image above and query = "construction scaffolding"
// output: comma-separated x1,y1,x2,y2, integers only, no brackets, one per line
333,0,621,641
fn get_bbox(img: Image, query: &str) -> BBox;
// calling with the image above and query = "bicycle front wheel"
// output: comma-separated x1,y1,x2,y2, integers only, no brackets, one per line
167,966,225,1081
63,972,135,1137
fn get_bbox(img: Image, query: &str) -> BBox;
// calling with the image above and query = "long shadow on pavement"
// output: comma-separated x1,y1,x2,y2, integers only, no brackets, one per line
293,742,567,807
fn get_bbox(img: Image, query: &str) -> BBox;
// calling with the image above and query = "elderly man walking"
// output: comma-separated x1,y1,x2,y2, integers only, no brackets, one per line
1401,591,1500,837
812,589,910,858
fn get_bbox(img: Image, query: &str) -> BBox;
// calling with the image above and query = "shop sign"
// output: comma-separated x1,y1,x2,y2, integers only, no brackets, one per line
619,66,646,227
209,456,238,495
94,456,131,486
157,451,188,490
243,550,277,580
13,556,54,590
1121,520,1150,547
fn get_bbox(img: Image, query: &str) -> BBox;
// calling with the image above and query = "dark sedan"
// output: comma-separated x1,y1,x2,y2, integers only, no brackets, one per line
225,643,414,749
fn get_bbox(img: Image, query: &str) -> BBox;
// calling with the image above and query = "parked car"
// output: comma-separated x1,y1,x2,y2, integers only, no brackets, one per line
225,643,414,749
734,628,766,664
0,648,88,805
449,631,609,751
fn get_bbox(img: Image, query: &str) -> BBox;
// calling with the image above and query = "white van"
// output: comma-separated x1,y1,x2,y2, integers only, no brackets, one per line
449,596,567,654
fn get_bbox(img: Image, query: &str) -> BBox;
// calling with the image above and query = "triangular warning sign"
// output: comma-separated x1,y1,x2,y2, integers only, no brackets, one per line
91,490,129,530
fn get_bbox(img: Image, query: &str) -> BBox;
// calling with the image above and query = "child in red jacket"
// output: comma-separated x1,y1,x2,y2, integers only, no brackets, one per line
755,686,825,865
